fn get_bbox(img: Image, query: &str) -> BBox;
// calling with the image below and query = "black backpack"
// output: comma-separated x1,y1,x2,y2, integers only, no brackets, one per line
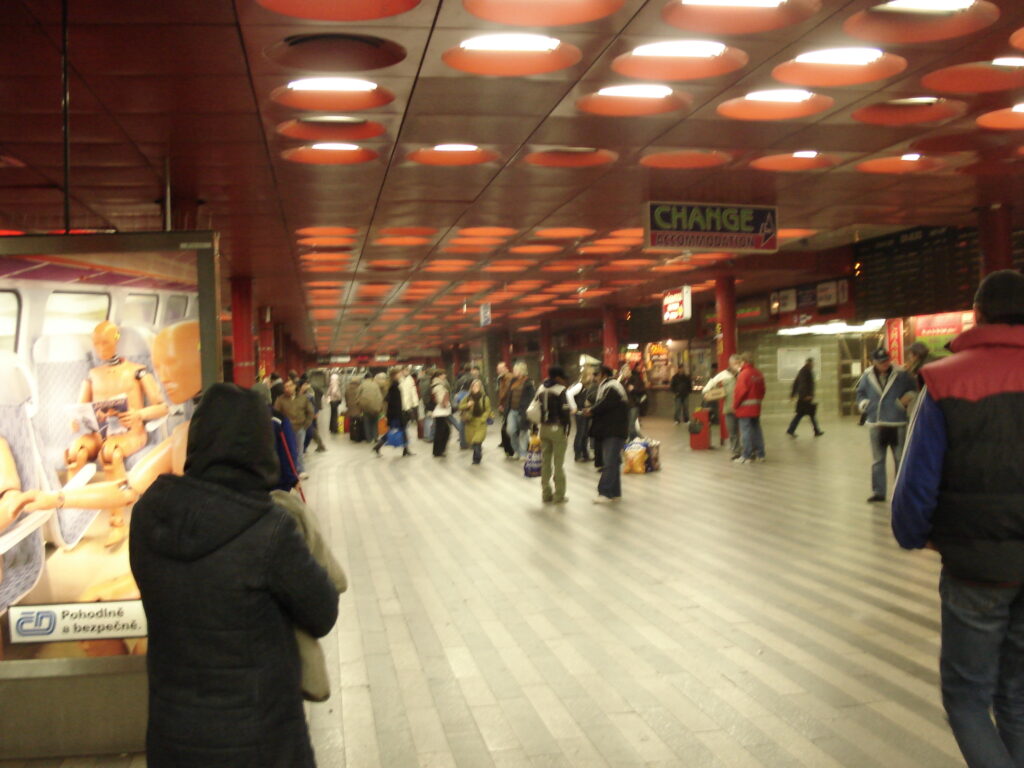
540,387,568,426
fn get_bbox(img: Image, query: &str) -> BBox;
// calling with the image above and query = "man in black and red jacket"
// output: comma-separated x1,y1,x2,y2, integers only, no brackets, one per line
893,269,1024,768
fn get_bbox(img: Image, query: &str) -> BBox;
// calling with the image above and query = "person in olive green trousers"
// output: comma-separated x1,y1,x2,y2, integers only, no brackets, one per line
531,366,575,504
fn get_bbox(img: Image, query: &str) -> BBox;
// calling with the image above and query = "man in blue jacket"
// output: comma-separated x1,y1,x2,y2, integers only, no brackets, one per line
892,269,1024,768
855,347,917,502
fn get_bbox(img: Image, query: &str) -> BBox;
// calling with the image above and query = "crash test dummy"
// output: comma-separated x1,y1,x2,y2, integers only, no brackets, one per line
67,321,168,545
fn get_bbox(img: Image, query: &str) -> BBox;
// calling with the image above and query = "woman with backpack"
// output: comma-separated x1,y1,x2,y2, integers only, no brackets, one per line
531,366,574,504
458,378,493,465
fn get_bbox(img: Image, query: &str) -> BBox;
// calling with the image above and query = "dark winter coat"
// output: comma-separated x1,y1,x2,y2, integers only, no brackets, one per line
385,379,404,423
589,378,629,440
130,384,338,768
791,364,816,415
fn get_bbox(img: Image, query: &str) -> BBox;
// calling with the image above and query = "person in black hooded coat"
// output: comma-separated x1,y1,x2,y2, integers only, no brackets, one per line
130,383,338,768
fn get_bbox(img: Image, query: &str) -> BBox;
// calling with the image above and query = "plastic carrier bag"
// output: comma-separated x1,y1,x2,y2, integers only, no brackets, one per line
524,434,542,477
623,440,648,474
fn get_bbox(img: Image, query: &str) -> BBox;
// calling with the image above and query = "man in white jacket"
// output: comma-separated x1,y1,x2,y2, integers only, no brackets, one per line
702,354,741,460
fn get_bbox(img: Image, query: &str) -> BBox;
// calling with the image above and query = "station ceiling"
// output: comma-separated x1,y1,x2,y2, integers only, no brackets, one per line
1,0,1023,353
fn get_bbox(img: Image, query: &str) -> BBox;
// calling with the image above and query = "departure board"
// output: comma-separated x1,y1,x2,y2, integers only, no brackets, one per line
853,227,982,320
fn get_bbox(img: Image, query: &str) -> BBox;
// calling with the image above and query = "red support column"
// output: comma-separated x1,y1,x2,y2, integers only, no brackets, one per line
979,204,1014,275
230,277,255,388
602,306,619,369
257,306,275,380
715,275,737,374
539,319,553,373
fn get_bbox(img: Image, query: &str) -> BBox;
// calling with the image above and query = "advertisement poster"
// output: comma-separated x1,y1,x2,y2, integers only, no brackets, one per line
886,318,905,364
0,242,202,661
777,348,822,382
910,310,975,358
661,286,692,324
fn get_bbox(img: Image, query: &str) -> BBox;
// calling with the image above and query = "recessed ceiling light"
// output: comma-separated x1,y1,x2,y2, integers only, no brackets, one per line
889,96,940,105
434,143,480,152
993,57,1024,68
795,48,884,66
298,115,367,124
312,142,361,151
681,0,785,6
745,88,814,102
460,33,560,52
597,84,674,98
793,150,819,158
632,40,726,58
901,153,922,161
873,0,974,12
287,77,377,92
1012,103,1024,113
552,146,599,153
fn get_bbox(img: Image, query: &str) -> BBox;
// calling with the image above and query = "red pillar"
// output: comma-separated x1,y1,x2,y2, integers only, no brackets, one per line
257,306,275,379
602,306,619,369
230,277,255,388
715,275,737,374
979,204,1014,275
539,319,553,373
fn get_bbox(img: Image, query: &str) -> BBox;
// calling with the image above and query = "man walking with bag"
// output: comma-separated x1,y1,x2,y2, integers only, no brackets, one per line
786,358,824,438
529,366,574,504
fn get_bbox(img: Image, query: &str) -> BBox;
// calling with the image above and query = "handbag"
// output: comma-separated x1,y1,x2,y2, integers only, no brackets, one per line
525,395,542,425
385,426,406,448
703,385,726,402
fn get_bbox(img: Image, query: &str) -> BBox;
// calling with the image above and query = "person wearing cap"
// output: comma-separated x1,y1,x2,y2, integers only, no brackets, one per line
891,269,1024,767
854,346,917,502
531,366,575,503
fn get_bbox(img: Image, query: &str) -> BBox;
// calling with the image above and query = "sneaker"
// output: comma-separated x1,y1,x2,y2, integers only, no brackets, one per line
786,431,796,439
814,431,825,437
542,496,554,503
299,472,310,480
316,446,327,453
554,497,569,504
867,494,886,503
738,457,751,464
756,457,767,463
730,454,742,461
593,496,611,505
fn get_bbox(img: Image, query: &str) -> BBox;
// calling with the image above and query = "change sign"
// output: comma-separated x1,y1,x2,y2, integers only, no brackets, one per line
647,202,778,253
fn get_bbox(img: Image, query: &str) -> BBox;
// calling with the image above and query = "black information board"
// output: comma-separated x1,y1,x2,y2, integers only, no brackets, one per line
853,226,982,320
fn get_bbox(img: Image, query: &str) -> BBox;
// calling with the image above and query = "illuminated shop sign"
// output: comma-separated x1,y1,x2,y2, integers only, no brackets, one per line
646,201,778,253
661,286,692,324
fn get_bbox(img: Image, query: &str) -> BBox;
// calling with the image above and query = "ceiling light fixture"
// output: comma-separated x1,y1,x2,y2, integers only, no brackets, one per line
901,152,922,161
597,84,674,98
460,33,560,52
745,88,814,102
632,40,726,58
889,96,940,104
793,150,819,158
299,115,367,124
872,0,974,12
1013,103,1024,113
993,57,1024,68
287,77,377,91
682,0,784,7
434,143,480,151
312,142,361,151
795,47,884,66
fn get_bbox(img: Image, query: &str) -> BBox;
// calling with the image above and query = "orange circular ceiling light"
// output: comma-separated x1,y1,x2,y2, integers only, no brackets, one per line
542,259,597,271
256,0,420,20
524,148,618,167
464,0,624,25
461,226,517,237
374,235,431,246
652,263,696,272
282,144,378,164
483,260,533,272
612,40,748,81
380,226,437,236
277,117,386,142
578,244,628,254
594,236,643,245
772,48,907,87
844,1,999,45
409,144,499,166
577,85,692,117
534,227,595,238
857,154,944,174
450,236,505,245
296,226,358,236
442,34,582,77
922,60,1024,94
851,96,967,125
443,245,495,254
717,89,834,121
977,105,1024,130
1013,27,1024,51
612,228,643,237
271,78,395,111
598,259,657,270
297,235,357,247
641,149,731,169
662,0,821,36
750,151,838,171
510,244,561,254
366,259,414,270
779,228,818,239
300,251,351,262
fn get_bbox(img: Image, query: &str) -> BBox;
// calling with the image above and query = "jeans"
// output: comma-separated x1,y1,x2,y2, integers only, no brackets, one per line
597,437,625,499
869,425,906,497
940,572,1024,768
363,414,379,447
674,394,689,423
423,414,434,442
787,411,822,436
506,410,528,458
540,425,568,501
738,416,765,460
294,428,306,472
447,413,468,449
724,412,740,457
573,414,591,460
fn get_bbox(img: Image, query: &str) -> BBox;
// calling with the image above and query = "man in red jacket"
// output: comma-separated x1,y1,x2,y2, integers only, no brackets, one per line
733,352,767,463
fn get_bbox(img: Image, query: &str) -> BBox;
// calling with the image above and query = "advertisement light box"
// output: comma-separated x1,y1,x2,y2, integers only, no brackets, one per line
662,286,692,324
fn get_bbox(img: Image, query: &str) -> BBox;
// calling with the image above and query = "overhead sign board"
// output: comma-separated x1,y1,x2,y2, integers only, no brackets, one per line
662,286,692,324
480,302,492,327
646,201,778,253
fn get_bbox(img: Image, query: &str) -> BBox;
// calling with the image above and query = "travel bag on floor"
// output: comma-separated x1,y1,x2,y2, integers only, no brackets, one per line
524,434,542,478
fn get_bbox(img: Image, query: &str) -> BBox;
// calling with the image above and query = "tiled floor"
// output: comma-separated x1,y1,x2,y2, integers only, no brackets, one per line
2,415,963,767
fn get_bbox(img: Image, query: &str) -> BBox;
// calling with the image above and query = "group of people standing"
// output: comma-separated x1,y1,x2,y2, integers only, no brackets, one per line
700,352,768,463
